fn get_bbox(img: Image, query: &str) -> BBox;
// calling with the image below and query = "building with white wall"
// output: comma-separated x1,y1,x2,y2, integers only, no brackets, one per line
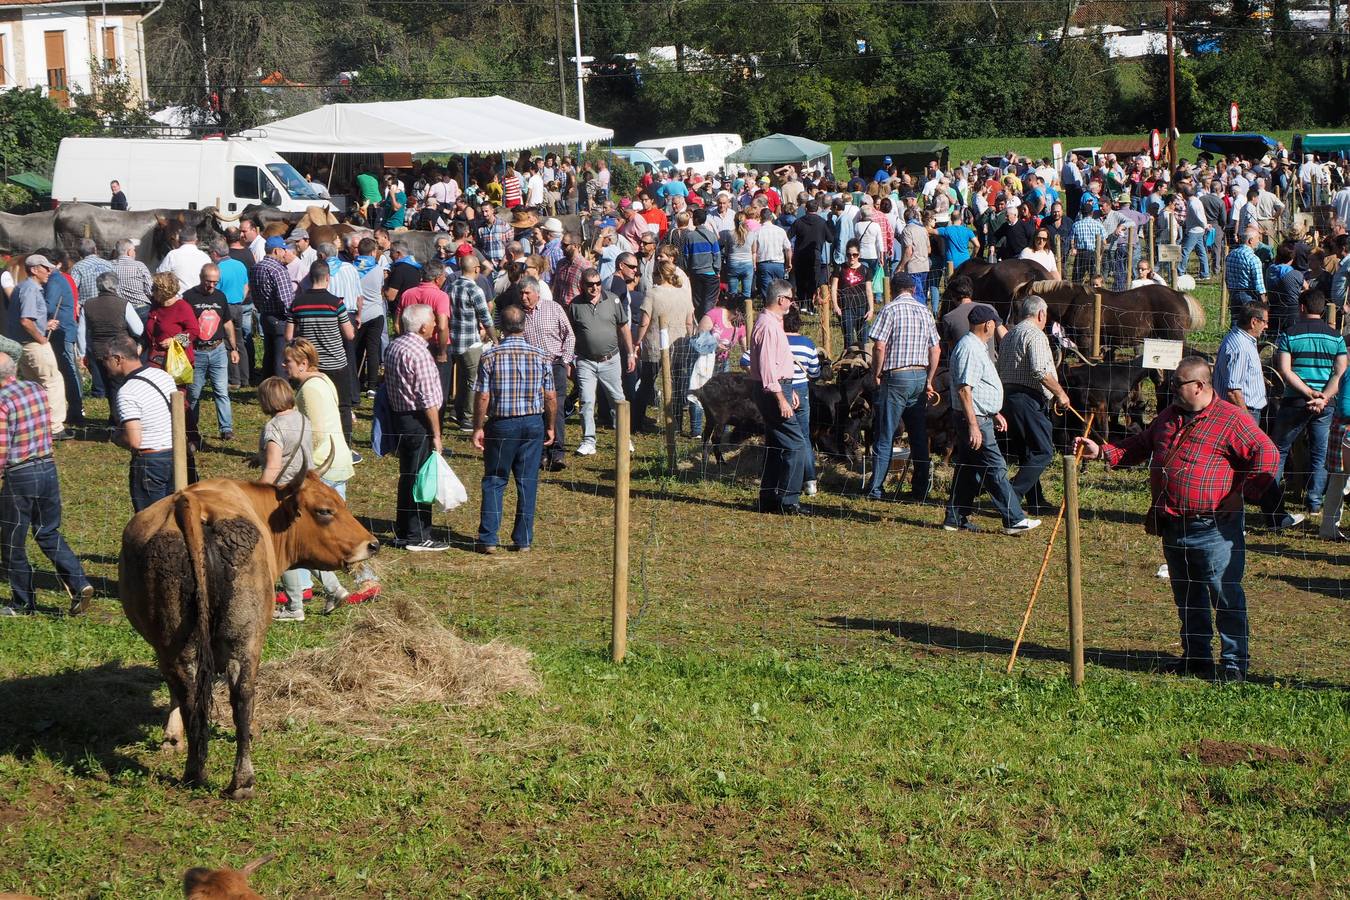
0,0,158,108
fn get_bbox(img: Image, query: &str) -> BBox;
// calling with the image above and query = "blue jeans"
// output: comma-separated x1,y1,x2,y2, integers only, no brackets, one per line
188,344,233,435
1272,401,1333,512
866,369,929,500
52,330,83,424
754,384,809,511
1180,229,1211,279
793,382,816,483
944,415,1024,528
727,261,753,298
755,262,785,300
129,450,174,512
478,415,545,548
1002,389,1054,510
841,307,869,350
0,458,89,610
1161,512,1248,673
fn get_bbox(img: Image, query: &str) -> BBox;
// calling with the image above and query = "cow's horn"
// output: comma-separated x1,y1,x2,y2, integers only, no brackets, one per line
1066,345,1097,367
313,437,335,478
239,852,278,876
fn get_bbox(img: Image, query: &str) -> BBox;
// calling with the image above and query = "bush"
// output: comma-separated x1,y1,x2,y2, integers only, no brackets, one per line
0,184,33,214
582,147,640,199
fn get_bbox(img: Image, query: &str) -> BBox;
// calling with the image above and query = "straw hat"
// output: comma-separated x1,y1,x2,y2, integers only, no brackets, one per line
509,208,539,229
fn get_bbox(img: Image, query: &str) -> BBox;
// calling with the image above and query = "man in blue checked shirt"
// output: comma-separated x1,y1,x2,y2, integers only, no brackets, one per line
1213,302,1270,422
472,304,557,555
1069,209,1106,283
1225,227,1268,325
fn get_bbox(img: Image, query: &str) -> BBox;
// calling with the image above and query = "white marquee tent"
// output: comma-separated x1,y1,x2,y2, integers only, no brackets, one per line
252,96,613,154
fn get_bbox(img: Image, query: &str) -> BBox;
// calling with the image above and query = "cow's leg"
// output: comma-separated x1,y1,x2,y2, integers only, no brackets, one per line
223,655,258,800
168,660,210,787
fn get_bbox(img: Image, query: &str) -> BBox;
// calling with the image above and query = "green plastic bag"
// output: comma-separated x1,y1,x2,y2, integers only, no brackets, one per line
412,453,439,505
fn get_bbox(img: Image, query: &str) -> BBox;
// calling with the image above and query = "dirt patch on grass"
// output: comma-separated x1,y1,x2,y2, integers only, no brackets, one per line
214,598,538,729
1182,738,1304,767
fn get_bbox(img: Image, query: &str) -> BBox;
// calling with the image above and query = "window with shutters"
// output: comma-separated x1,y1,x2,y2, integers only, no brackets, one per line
102,26,117,64
44,30,68,107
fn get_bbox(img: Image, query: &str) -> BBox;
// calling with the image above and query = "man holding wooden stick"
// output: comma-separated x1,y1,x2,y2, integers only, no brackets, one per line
1075,356,1278,684
997,296,1072,516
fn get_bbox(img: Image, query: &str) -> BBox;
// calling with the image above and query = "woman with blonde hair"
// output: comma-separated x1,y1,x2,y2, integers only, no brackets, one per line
633,258,697,432
145,271,198,371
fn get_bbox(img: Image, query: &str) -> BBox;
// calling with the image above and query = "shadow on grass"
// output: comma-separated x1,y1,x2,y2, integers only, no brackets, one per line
554,477,888,523
820,615,1349,690
0,661,162,776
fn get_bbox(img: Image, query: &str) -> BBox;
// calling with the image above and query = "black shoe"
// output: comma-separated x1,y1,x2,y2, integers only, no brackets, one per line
1217,666,1246,685
219,431,236,442
474,542,498,555
1160,658,1214,679
546,458,566,472
69,584,94,617
406,539,450,552
53,430,71,441
942,519,980,533
1025,503,1058,516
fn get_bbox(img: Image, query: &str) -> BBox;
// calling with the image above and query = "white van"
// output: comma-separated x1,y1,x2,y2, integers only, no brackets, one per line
51,137,331,214
634,133,744,176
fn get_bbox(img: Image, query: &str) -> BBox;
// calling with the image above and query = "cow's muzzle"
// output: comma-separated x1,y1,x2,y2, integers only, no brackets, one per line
345,540,380,569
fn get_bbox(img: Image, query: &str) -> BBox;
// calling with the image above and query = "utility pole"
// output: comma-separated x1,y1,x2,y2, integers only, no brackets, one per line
554,0,568,116
572,0,586,122
1166,0,1178,167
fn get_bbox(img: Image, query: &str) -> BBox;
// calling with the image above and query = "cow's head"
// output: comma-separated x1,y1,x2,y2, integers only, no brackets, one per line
271,450,379,572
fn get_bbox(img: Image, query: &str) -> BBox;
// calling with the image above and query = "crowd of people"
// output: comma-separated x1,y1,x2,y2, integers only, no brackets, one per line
3,140,1350,679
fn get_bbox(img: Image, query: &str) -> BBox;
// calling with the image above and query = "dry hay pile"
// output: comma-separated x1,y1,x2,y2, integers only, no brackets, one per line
214,597,539,729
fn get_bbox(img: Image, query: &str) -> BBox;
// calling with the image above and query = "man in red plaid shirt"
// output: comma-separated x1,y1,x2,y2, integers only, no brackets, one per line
1077,356,1278,684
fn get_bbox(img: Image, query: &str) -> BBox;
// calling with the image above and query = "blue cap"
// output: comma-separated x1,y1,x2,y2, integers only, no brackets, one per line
883,156,892,164
264,236,287,251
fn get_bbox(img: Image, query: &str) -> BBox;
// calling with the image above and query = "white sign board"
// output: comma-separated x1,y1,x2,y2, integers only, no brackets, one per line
1142,339,1184,371
1052,141,1064,171
1156,243,1182,263
659,327,670,351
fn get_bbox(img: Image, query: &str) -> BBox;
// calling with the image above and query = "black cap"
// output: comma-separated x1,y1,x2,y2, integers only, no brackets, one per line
968,305,1003,327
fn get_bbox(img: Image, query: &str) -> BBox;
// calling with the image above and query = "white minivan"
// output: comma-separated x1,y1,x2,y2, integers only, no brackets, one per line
634,133,744,176
51,137,331,213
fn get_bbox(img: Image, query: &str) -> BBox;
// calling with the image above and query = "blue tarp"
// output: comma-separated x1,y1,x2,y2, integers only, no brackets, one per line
1191,133,1277,156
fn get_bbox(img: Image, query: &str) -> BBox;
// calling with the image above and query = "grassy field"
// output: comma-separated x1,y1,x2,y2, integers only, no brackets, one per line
1,282,1349,896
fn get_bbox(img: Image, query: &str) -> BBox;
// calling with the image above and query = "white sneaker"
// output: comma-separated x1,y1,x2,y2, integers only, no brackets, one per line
1003,518,1042,535
1156,564,1170,579
273,603,305,622
575,441,597,456
1272,513,1305,532
628,439,636,453
804,480,818,496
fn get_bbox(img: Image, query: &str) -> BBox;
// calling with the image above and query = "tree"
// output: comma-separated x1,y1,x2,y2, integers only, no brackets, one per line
0,88,95,177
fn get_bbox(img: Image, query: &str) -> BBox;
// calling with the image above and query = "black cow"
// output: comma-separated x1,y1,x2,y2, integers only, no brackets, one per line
1055,356,1153,445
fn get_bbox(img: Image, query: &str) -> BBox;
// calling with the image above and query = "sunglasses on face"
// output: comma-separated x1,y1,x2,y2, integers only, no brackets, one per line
584,281,602,287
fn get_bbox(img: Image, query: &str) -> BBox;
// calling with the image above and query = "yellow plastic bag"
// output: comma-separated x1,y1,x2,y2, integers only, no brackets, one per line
164,340,194,386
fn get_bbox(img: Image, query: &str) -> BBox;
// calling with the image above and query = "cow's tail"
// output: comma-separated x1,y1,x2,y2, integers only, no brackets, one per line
1184,293,1207,332
173,491,215,747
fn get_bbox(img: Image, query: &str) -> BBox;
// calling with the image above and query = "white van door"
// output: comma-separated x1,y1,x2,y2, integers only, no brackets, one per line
229,164,281,212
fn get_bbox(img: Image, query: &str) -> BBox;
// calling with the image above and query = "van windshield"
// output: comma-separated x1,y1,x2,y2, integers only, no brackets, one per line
266,163,323,200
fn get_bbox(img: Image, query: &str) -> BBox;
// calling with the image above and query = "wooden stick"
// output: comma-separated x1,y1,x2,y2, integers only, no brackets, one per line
171,391,188,492
1006,411,1096,674
611,401,631,663
1065,449,1086,688
659,316,676,472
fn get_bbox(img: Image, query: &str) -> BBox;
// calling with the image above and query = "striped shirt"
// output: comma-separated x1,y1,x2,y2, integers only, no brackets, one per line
502,174,523,207
250,256,295,317
476,219,513,262
741,334,820,385
383,332,443,413
0,377,52,466
1225,244,1266,294
996,319,1056,400
112,255,154,308
1071,216,1106,251
1276,320,1347,399
448,276,493,355
951,331,1004,416
288,289,351,371
868,293,939,371
477,335,555,419
1214,327,1266,412
116,366,176,451
522,297,575,364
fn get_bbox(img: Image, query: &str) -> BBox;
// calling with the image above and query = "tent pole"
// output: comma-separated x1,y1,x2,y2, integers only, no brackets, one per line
572,0,586,123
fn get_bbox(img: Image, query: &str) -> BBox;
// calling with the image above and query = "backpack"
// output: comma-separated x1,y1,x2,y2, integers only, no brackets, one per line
370,384,399,458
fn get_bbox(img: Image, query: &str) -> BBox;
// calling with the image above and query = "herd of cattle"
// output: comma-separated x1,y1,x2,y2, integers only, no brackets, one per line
696,256,1216,473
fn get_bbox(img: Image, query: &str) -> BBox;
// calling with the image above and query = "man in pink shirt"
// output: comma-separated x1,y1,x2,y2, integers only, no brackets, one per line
396,258,453,411
749,278,809,513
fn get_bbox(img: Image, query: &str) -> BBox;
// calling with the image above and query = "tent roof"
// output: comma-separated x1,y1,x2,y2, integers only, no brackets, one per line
841,140,947,159
1099,137,1149,155
1191,133,1276,155
1297,133,1350,153
727,133,831,165
7,172,51,195
253,96,614,155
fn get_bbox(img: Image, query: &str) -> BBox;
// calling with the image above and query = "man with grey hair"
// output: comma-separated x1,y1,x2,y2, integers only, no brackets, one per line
83,269,144,425
518,272,574,470
112,238,153,316
383,303,447,551
0,351,94,617
569,266,634,456
996,295,1072,515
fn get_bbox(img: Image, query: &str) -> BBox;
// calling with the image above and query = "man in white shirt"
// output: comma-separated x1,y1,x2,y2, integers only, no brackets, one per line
241,216,266,263
290,228,318,269
99,334,178,512
157,226,213,294
526,164,545,209
751,207,791,300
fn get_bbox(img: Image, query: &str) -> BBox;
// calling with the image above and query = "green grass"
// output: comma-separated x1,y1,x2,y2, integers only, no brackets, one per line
0,336,1348,895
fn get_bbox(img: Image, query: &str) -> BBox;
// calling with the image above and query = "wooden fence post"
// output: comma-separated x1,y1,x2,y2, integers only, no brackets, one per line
743,296,756,355
1148,217,1156,272
171,391,188,491
1094,233,1104,282
611,401,631,663
821,294,832,359
1064,454,1085,689
1054,234,1064,279
659,316,677,472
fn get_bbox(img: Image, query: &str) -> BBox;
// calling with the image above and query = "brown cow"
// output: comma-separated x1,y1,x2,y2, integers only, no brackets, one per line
1029,279,1205,355
945,258,1050,321
119,462,378,799
183,852,275,899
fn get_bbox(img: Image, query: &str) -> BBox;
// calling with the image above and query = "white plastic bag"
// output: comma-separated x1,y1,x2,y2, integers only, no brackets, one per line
432,453,469,512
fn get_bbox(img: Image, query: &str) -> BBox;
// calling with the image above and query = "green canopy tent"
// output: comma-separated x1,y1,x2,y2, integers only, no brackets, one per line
726,133,832,171
6,172,52,196
1294,133,1350,157
841,140,949,177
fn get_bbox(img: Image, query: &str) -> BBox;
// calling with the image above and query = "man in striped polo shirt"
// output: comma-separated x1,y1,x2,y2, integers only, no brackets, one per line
100,335,178,512
286,261,356,447
1267,290,1348,521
